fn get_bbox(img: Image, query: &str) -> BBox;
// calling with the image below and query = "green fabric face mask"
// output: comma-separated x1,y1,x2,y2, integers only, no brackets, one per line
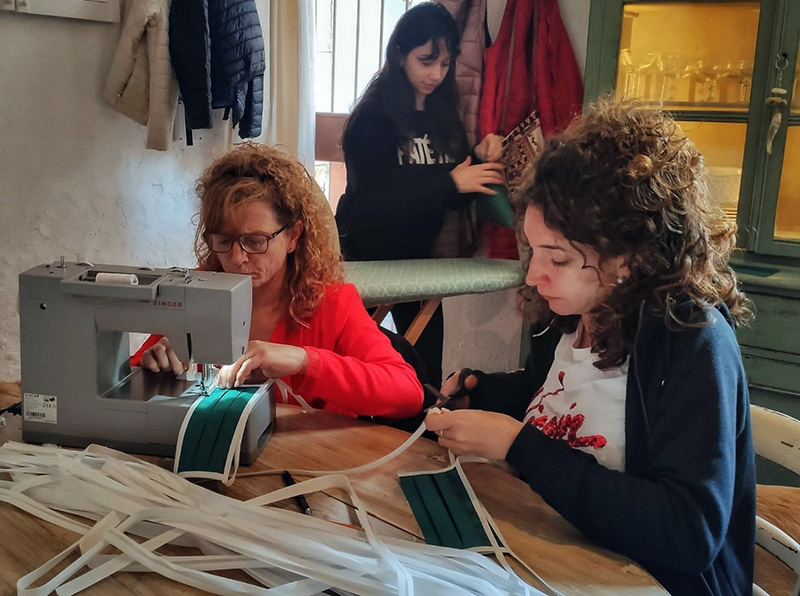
176,386,261,475
399,466,493,549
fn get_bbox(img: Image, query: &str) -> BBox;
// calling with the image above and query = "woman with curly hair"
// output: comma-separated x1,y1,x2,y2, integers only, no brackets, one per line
133,143,423,419
425,101,755,595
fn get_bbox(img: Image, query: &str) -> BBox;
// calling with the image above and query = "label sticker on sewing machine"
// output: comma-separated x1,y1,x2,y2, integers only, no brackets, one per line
23,393,58,424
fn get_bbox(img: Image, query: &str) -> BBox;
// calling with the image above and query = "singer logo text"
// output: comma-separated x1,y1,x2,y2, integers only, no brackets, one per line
152,300,184,308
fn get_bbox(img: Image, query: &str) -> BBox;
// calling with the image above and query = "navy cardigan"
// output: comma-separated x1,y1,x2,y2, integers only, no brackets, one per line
469,303,755,595
169,0,265,140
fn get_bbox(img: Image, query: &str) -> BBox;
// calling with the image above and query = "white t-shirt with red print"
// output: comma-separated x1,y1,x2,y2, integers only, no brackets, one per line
522,328,629,472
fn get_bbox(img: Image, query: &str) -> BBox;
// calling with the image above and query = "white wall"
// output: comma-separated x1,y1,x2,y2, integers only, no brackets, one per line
558,0,590,80
0,0,591,382
0,9,233,380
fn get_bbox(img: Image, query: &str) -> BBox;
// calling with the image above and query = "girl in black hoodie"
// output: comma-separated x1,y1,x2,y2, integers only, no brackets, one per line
335,2,503,385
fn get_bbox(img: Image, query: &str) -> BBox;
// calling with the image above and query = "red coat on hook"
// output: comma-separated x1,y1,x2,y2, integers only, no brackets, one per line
478,0,583,259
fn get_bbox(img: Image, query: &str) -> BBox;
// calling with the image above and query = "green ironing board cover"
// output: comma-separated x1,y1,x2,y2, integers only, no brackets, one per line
343,258,523,307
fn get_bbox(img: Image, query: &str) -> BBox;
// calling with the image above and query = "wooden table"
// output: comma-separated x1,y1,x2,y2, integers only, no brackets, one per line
344,258,524,344
0,404,666,595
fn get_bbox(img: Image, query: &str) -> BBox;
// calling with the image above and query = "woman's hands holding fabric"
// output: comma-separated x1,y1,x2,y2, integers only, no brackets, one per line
140,337,189,375
215,341,309,388
474,133,504,163
450,156,504,195
424,409,523,459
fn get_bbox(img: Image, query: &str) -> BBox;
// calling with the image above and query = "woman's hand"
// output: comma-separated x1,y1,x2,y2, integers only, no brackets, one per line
474,133,504,163
437,368,479,410
424,409,523,459
450,156,504,195
140,337,188,375
215,341,309,388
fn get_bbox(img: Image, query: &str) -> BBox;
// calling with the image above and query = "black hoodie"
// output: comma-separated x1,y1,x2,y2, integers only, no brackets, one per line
336,98,472,261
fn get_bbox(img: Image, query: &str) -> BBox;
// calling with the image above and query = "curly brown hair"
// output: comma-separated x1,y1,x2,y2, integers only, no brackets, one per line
194,142,344,328
518,100,752,370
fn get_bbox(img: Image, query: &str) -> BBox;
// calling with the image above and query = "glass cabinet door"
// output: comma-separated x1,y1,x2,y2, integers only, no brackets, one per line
586,0,800,260
614,2,759,112
614,1,760,226
762,10,800,254
773,103,800,244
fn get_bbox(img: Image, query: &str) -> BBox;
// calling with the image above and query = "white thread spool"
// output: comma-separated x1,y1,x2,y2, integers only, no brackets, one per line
95,273,139,286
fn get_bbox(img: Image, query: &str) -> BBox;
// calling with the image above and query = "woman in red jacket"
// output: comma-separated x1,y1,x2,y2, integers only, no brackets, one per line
134,143,423,420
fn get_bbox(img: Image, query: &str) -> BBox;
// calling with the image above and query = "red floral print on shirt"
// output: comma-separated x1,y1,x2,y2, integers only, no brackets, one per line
526,371,608,450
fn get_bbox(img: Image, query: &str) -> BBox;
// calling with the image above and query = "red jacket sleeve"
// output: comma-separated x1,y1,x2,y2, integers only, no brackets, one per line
292,285,424,419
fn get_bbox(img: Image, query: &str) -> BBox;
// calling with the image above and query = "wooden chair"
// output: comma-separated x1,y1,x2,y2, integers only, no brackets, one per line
752,404,800,596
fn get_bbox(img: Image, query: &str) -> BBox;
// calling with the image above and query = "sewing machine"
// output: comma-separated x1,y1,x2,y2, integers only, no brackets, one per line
18,260,275,464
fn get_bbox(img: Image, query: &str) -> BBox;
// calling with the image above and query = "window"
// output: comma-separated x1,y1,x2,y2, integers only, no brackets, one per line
313,0,428,208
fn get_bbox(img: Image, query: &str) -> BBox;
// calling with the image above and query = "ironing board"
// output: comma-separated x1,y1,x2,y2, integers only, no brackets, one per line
343,258,524,344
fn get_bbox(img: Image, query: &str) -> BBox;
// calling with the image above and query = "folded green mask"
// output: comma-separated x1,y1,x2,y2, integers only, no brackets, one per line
399,466,493,549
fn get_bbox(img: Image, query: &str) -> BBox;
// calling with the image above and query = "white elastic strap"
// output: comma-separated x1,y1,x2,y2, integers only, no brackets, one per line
237,420,428,480
435,453,567,596
58,526,185,595
451,460,566,596
273,378,316,413
0,487,90,535
247,473,412,593
1,441,543,595
186,411,560,595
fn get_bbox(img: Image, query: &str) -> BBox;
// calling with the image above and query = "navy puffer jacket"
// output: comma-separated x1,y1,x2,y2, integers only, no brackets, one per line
169,0,265,139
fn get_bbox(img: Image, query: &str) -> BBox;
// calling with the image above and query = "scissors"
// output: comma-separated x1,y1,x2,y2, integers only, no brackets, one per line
423,368,477,411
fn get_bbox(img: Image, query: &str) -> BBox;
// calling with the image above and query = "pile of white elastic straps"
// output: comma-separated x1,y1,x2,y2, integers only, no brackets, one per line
0,416,557,595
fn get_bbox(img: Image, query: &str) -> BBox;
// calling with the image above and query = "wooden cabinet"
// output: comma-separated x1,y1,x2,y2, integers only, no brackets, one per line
736,269,800,418
585,1,800,419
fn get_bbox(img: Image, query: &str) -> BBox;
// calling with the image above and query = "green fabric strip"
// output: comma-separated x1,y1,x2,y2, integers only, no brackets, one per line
177,390,224,472
399,475,442,546
433,469,491,548
415,474,463,547
417,474,464,548
194,390,239,474
177,387,259,474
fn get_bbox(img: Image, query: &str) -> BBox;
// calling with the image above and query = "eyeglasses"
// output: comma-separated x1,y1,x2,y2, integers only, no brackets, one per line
203,224,290,255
